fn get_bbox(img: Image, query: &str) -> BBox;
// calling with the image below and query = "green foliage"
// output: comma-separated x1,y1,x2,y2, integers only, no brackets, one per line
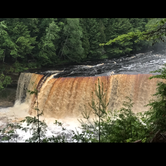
0,122,22,142
2,19,37,61
101,18,134,58
84,18,103,59
12,61,28,73
0,73,12,91
41,120,67,143
58,18,84,62
100,18,166,51
20,116,48,142
79,18,90,59
38,19,62,65
143,64,166,134
0,18,162,69
103,97,149,143
0,19,37,89
99,18,150,56
72,94,150,143
89,78,109,118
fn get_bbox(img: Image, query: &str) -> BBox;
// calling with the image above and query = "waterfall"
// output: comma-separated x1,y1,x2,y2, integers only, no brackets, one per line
14,73,165,120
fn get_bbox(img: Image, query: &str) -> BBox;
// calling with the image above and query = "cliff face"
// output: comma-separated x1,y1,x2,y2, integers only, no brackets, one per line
15,73,165,119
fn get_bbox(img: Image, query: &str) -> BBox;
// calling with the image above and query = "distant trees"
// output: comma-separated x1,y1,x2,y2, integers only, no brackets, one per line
100,18,151,58
84,18,103,59
38,19,61,66
100,18,166,54
0,18,155,68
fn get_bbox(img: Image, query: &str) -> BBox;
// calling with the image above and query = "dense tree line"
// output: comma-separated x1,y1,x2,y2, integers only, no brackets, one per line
100,18,166,52
0,18,153,68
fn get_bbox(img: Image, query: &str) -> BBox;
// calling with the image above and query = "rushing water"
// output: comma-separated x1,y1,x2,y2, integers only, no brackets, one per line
1,49,166,142
33,50,166,78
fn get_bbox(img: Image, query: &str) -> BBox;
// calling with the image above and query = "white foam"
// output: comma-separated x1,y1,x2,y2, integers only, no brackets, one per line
0,106,82,142
0,107,11,113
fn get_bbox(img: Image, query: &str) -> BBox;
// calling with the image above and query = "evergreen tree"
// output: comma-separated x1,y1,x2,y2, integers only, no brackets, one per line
38,19,62,66
79,18,90,60
84,18,103,59
37,18,55,42
19,18,39,38
6,20,37,69
58,18,84,62
98,19,106,44
19,18,40,60
103,18,133,58
144,18,166,52
0,19,37,70
128,18,151,53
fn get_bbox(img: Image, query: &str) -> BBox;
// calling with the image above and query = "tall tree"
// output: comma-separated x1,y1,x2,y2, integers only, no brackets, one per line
38,19,62,66
128,18,150,53
103,18,133,58
84,18,103,59
79,18,90,59
0,19,37,71
0,21,13,91
58,18,84,62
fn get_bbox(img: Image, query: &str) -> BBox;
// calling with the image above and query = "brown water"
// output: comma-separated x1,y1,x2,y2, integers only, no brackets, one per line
13,73,165,121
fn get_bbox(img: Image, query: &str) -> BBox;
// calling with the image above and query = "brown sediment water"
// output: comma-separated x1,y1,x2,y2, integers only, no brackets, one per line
0,73,165,126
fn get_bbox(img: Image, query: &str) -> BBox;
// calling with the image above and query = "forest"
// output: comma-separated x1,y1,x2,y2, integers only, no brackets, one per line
0,18,154,67
1,18,166,142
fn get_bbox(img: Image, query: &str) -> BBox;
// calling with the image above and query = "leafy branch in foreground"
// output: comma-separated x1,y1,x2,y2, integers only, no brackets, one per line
106,97,150,143
0,122,22,142
72,93,150,143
